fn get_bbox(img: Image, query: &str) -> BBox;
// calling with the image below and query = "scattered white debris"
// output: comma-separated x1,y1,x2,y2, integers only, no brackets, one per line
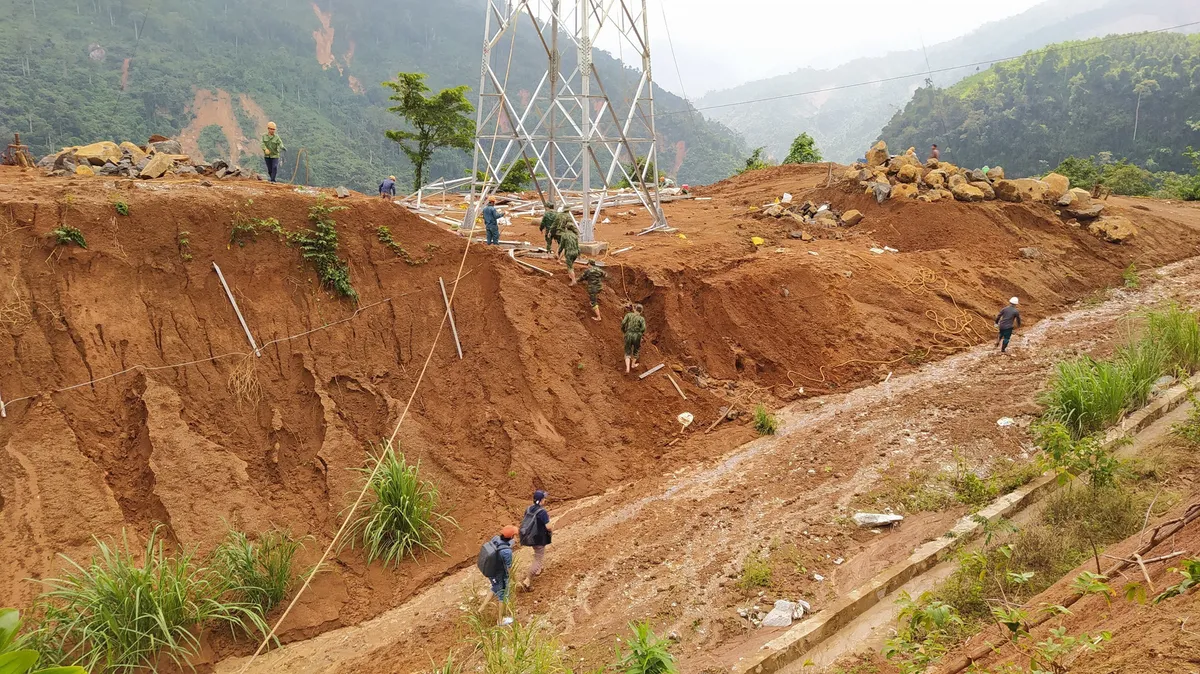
813,573,825,582
678,412,695,429
601,217,611,224
853,512,905,528
808,251,819,256
997,417,1015,427
870,247,886,254
884,246,899,253
794,600,811,619
833,558,844,565
782,193,794,204
762,600,796,627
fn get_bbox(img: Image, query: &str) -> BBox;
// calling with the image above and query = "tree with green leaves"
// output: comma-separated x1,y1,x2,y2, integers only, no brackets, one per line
737,146,771,175
383,72,475,191
783,132,823,164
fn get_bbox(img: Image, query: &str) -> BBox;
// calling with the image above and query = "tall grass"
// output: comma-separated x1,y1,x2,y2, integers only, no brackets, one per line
32,527,268,673
213,529,306,617
617,621,677,674
753,404,778,435
470,615,573,674
1147,303,1200,372
347,442,454,567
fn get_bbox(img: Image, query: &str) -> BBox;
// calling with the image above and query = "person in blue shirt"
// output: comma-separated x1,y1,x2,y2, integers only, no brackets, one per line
485,525,517,624
379,175,397,199
482,197,503,245
520,490,554,591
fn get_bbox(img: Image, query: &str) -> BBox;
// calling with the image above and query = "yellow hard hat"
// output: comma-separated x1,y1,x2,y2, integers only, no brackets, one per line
389,175,396,181
266,121,277,129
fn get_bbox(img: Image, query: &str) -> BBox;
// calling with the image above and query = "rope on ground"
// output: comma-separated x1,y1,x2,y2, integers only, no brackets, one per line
287,148,311,186
236,209,481,673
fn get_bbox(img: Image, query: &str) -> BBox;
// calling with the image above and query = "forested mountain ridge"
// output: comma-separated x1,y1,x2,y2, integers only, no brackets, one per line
696,0,1200,164
0,0,745,191
879,32,1200,179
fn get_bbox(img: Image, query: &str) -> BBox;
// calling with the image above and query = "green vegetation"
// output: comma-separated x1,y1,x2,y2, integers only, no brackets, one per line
1173,395,1200,445
295,200,357,301
229,216,284,247
29,527,268,673
347,441,453,567
112,200,129,217
753,404,778,435
861,458,1042,515
496,157,542,193
737,147,772,175
1122,263,1139,289
0,609,86,674
737,551,772,589
177,231,192,262
616,621,677,674
376,226,437,265
1052,154,1200,200
469,615,572,674
197,124,229,164
880,33,1200,182
1154,558,1200,603
383,72,475,191
782,132,823,164
50,226,86,249
882,593,964,673
212,529,306,617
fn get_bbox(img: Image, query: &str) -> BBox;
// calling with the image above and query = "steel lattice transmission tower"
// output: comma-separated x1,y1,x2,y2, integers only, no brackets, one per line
467,0,669,242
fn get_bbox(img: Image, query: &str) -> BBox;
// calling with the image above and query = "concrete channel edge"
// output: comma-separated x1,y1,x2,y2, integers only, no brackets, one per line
733,375,1200,674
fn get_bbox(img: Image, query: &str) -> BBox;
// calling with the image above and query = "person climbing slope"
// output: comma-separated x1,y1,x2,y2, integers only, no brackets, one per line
580,260,606,321
519,490,553,591
995,297,1022,354
477,525,518,625
539,202,559,255
558,226,581,284
379,175,397,199
261,122,285,183
482,197,503,246
621,303,646,373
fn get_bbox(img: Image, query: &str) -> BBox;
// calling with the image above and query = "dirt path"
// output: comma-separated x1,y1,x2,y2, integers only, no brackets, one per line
216,254,1200,674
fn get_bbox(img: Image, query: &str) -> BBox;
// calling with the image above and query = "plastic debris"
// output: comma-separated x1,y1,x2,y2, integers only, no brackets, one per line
751,236,765,246
869,247,886,254
852,512,904,527
782,193,793,204
997,417,1015,427
677,412,695,429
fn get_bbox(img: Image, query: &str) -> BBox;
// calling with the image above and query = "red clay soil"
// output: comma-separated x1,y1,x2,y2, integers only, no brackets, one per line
1,164,1199,669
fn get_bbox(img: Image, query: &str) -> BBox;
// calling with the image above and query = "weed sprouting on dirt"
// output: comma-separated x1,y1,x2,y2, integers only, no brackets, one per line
28,526,268,673
468,614,573,674
858,458,1041,515
213,529,306,618
177,230,192,262
1172,394,1200,445
228,354,263,407
229,215,284,247
1122,262,1139,288
737,551,772,590
882,592,965,673
1147,303,1200,373
1153,558,1200,603
377,226,438,266
49,225,86,249
753,404,778,435
113,199,130,217
295,200,357,301
346,441,454,566
616,621,677,674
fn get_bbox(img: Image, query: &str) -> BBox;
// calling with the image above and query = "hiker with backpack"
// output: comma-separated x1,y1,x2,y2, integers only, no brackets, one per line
519,490,553,591
477,525,518,624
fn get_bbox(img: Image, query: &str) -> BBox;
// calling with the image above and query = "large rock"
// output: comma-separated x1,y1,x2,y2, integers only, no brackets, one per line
150,138,184,155
762,600,797,628
75,141,122,166
843,167,863,182
869,182,891,204
1087,216,1137,243
988,166,1006,180
936,189,954,202
1043,172,1070,200
763,204,784,218
967,169,989,183
952,183,986,202
925,158,940,169
1067,204,1105,220
994,180,1023,203
896,164,922,184
842,210,864,227
119,141,147,165
889,154,922,173
813,210,838,227
74,164,95,177
866,141,889,167
892,183,919,200
948,173,967,189
970,181,996,200
139,152,174,179
924,170,947,189
1060,188,1092,209
1011,178,1050,202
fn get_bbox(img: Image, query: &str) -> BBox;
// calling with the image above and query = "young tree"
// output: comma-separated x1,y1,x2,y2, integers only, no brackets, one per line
783,132,823,164
383,72,475,190
736,147,771,175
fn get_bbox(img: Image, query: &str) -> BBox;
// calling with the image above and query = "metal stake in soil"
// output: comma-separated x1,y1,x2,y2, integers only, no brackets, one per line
212,262,261,357
439,277,463,359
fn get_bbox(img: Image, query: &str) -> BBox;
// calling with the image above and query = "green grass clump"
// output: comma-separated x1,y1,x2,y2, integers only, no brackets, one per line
0,608,86,674
1173,395,1200,445
1147,304,1200,373
295,200,357,301
738,551,772,589
113,200,130,217
753,404,778,435
1122,263,1139,288
617,621,677,674
213,529,306,617
229,215,284,246
347,442,453,566
377,226,437,266
50,225,86,249
30,527,268,673
471,616,573,674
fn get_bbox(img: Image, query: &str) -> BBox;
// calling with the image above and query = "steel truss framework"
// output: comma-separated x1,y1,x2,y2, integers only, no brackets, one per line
466,0,669,241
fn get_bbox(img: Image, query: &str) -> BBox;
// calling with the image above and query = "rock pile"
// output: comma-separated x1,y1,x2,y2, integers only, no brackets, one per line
756,198,864,239
38,137,254,181
843,141,1133,242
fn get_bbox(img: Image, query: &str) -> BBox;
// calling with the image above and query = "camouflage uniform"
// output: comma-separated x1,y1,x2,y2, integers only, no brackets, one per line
621,311,646,357
558,229,580,272
539,211,559,252
580,265,607,308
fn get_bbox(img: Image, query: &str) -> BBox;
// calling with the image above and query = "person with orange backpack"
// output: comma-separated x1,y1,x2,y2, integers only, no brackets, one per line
519,490,553,591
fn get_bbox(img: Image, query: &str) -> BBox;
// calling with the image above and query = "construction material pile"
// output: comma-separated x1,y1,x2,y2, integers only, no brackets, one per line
843,141,1136,243
754,196,864,241
37,136,254,181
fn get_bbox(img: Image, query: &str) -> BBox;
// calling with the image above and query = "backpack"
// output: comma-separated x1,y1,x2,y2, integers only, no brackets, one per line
519,505,549,547
477,536,505,578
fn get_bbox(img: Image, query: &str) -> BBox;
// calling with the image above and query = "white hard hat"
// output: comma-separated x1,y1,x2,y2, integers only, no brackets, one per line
1010,297,1019,305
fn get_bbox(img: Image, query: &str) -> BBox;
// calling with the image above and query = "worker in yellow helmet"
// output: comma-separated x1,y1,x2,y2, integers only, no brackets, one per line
261,122,285,183
379,175,397,199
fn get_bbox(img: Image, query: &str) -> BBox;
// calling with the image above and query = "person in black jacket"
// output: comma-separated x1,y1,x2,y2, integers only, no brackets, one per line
520,490,553,591
995,297,1022,354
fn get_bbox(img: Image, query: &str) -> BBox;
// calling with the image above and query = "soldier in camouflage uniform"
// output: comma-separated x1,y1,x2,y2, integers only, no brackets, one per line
538,203,559,255
558,226,581,285
579,260,606,321
621,303,646,373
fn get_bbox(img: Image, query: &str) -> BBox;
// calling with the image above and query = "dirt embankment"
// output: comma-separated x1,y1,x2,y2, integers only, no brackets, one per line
1,164,1199,665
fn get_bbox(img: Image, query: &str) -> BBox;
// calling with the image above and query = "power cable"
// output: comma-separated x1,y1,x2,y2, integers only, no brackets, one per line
656,20,1200,118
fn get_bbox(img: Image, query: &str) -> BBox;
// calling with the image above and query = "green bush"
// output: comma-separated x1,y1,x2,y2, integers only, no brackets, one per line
347,442,453,566
113,200,130,217
0,608,86,674
470,616,572,674
1146,304,1200,373
753,404,778,436
737,551,772,589
30,527,267,673
1052,156,1100,190
296,200,357,301
213,529,306,617
50,226,86,249
1100,161,1152,196
617,621,677,674
782,132,823,165
736,147,771,175
1122,263,1139,289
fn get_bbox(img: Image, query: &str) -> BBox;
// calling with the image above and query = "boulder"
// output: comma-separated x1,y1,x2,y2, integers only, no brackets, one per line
1043,172,1070,200
948,173,967,189
841,210,864,227
74,164,95,177
813,210,838,227
139,152,174,179
1065,188,1092,208
988,166,1005,180
994,180,1023,203
1011,178,1050,202
866,141,889,167
1087,216,1137,243
335,186,351,198
896,164,922,184
37,153,56,169
761,600,796,628
149,138,184,155
119,141,147,165
924,170,947,189
869,182,891,204
53,151,77,172
892,183,919,200
97,162,121,176
939,162,959,175
175,165,198,175
75,141,122,166
1057,191,1079,208
967,169,989,183
843,167,862,182
1066,204,1105,220
936,189,954,202
763,204,784,218
970,181,996,200
1019,247,1043,259
952,183,985,202
925,158,940,169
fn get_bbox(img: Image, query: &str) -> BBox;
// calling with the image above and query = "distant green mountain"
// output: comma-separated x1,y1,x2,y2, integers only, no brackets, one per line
0,0,744,192
696,0,1200,164
879,32,1200,178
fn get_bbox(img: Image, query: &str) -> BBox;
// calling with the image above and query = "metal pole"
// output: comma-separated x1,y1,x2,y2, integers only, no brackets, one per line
439,277,464,359
579,0,593,242
212,262,262,357
466,1,494,228
641,0,666,229
548,0,559,192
